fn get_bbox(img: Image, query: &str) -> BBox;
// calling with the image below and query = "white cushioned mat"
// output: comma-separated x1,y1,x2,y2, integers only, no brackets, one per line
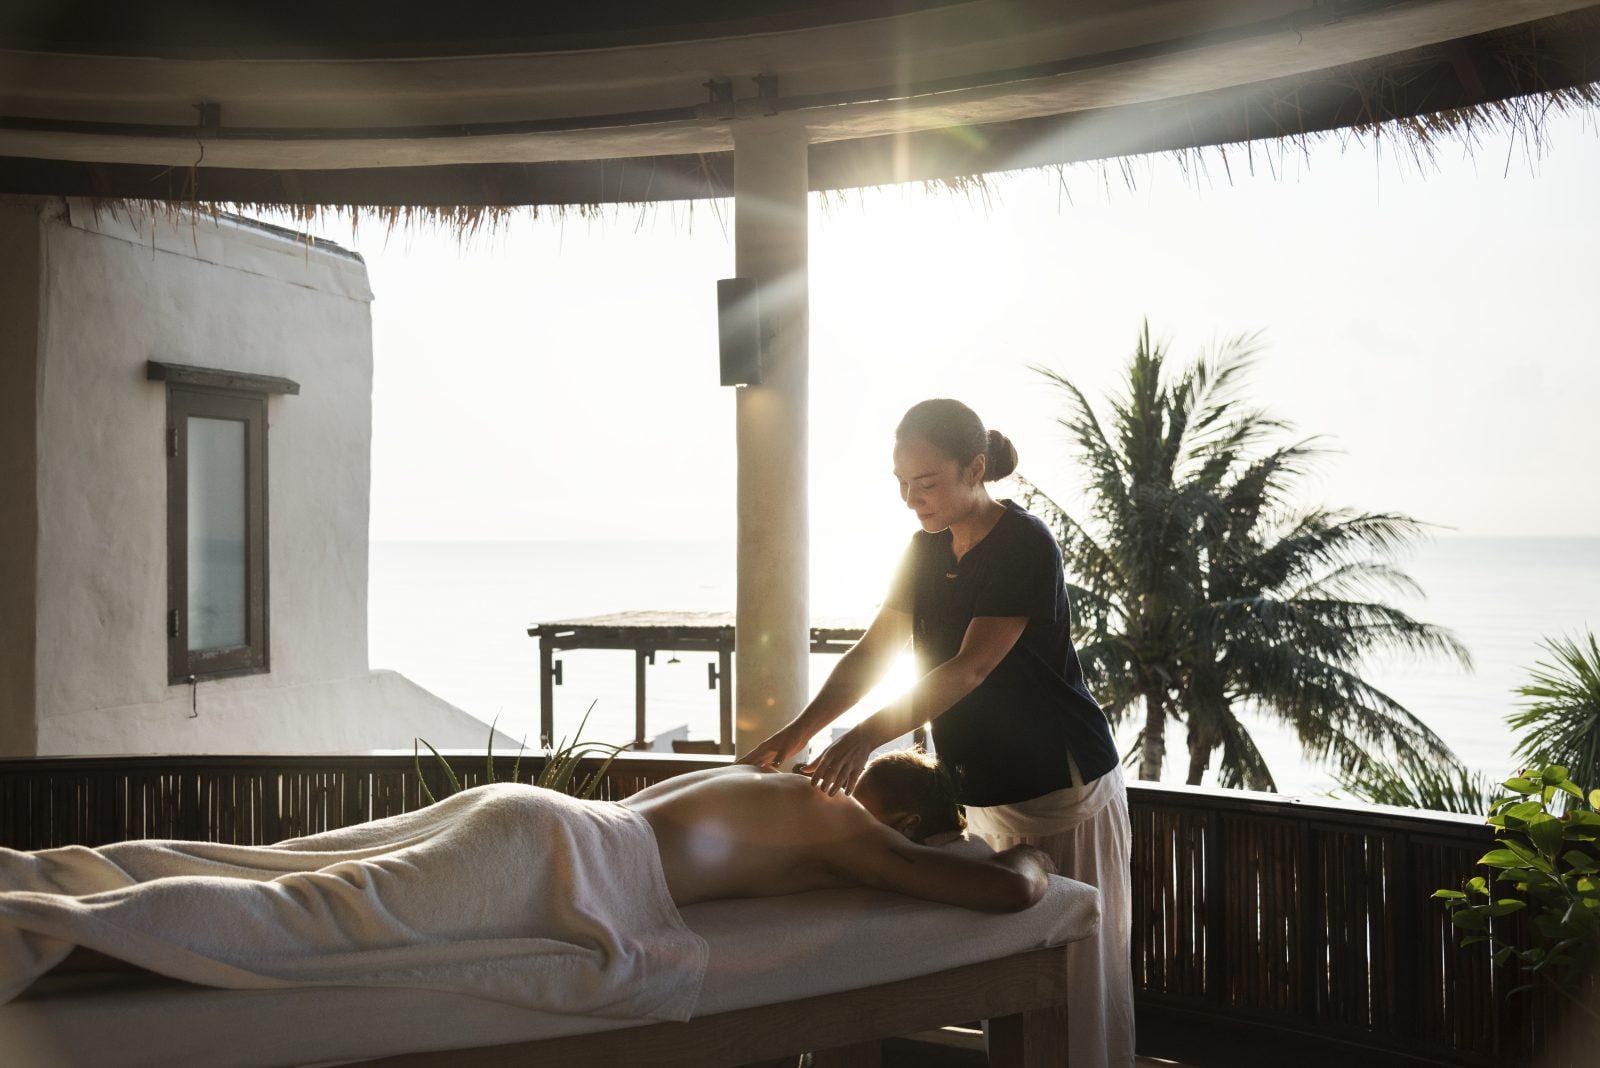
1,868,1096,1068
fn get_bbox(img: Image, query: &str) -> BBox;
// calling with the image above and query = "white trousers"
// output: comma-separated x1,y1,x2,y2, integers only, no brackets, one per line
967,765,1135,1067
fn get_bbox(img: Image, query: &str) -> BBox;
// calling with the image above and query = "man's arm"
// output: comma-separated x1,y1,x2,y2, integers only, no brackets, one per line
823,815,1054,912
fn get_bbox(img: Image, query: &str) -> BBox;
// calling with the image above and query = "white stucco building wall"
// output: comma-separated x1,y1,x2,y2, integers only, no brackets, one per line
0,196,496,755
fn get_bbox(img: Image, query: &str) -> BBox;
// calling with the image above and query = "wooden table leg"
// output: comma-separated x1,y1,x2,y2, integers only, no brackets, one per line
811,1039,883,1067
989,1003,1069,1067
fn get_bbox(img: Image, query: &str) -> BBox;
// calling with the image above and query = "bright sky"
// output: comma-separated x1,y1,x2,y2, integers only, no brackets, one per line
316,110,1599,576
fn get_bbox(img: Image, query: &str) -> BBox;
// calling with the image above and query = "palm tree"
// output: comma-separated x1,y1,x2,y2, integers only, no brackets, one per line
1020,323,1470,788
1508,631,1600,793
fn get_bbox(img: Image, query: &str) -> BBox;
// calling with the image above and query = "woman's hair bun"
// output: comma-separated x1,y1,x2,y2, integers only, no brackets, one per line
984,429,1018,481
896,399,1017,481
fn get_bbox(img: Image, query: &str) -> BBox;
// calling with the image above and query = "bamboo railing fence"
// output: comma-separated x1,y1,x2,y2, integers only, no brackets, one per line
0,752,1553,1066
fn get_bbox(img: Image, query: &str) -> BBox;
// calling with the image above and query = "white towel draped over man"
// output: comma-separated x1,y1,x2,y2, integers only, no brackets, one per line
0,783,709,1018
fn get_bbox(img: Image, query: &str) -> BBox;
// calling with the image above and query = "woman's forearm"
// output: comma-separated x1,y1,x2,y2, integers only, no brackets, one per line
858,656,986,744
796,641,895,732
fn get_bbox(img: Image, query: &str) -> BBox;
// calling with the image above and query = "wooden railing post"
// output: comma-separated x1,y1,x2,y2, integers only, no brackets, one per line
1393,828,1418,1053
1203,807,1225,1004
1298,818,1320,1024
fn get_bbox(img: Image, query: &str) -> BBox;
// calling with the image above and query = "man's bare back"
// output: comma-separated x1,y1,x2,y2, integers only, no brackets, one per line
621,764,1052,910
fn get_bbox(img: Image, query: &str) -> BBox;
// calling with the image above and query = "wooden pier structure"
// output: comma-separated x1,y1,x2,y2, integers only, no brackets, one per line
528,611,866,754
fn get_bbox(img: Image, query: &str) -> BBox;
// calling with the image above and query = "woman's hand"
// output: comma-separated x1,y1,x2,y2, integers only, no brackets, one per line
798,722,882,797
736,720,812,769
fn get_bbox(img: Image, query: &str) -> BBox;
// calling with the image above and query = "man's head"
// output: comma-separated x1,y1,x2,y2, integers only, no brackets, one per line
853,748,965,844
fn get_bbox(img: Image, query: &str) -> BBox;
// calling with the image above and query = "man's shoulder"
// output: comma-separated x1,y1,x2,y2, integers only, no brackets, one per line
749,769,861,811
747,773,888,854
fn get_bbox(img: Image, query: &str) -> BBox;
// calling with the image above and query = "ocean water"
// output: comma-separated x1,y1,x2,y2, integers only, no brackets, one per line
368,537,1599,797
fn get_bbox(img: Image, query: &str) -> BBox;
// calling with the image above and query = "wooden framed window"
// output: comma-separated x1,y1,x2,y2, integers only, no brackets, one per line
153,361,296,684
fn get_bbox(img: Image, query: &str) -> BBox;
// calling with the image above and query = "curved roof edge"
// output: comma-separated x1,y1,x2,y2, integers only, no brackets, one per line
0,10,1594,208
0,1,962,61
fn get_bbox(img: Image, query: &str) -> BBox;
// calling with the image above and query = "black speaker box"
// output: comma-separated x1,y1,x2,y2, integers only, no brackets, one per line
717,277,762,386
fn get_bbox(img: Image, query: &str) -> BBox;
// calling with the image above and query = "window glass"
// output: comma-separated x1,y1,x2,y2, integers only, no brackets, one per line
186,415,247,651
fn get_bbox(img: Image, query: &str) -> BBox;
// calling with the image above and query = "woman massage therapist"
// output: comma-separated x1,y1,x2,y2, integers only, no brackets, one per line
739,398,1134,1067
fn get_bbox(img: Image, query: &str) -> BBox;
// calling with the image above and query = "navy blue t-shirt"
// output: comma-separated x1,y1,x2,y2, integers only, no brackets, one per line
885,499,1119,807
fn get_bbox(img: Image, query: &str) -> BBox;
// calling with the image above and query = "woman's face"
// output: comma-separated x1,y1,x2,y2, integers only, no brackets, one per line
893,436,984,533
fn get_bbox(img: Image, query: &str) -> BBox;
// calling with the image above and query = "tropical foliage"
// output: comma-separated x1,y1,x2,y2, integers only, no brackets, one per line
413,703,625,804
1020,323,1470,788
1508,632,1600,799
1341,631,1600,815
1334,753,1495,815
1434,764,1600,1007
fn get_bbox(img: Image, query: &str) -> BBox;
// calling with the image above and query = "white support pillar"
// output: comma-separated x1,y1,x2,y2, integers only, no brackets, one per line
732,121,810,756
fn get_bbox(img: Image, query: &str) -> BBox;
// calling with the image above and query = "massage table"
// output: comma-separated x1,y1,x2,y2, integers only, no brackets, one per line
1,870,1097,1067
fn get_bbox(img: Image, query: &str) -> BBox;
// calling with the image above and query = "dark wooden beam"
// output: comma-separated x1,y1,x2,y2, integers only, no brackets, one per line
147,360,301,396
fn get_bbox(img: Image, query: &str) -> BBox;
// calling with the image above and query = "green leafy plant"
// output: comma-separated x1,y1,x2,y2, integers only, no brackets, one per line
1434,764,1600,1010
412,702,626,805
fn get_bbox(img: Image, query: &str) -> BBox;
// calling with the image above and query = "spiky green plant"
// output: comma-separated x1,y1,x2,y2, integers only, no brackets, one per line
1336,752,1496,815
1508,632,1600,798
413,701,626,805
1021,322,1470,789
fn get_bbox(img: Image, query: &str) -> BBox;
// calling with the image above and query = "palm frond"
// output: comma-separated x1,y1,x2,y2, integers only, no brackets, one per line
1509,631,1600,791
1222,641,1458,773
1212,595,1472,671
1282,560,1425,603
1335,753,1496,815
1030,363,1134,528
1213,706,1278,791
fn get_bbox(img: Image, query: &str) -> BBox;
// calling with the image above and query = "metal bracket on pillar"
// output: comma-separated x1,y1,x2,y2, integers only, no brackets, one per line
194,100,222,134
699,75,784,122
752,74,780,116
702,78,735,120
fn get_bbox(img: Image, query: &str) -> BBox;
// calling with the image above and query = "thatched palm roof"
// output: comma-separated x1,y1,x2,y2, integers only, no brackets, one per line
0,1,1596,215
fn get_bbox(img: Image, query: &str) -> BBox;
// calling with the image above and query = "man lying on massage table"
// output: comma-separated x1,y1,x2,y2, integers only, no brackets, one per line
48,750,1056,978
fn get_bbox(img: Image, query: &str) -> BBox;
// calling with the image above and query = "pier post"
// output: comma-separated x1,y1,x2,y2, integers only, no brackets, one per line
732,121,810,757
